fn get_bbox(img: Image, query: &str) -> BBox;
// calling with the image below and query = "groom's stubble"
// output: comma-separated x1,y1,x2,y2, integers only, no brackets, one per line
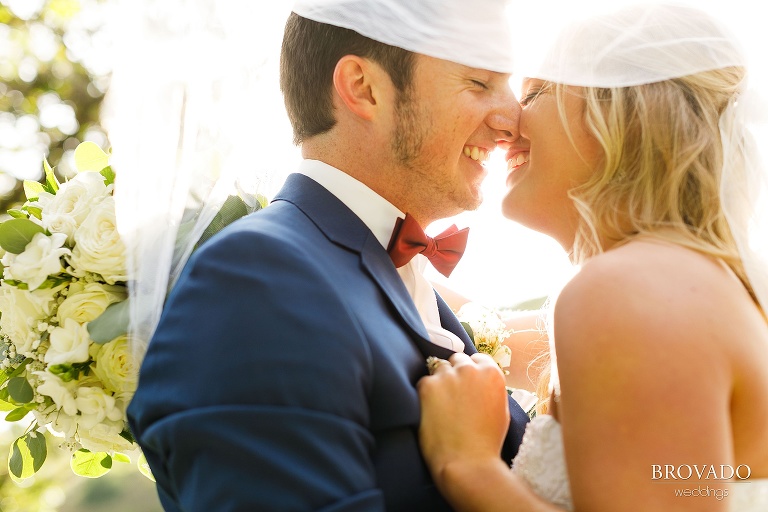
389,85,484,222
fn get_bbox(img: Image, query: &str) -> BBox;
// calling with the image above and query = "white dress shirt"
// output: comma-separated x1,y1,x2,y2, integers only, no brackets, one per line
298,159,465,352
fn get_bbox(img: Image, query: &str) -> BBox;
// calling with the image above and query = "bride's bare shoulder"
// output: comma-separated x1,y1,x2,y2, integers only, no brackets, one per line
552,238,752,353
561,238,742,309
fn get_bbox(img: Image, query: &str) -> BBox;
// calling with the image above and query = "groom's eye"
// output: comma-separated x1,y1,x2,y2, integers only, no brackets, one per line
470,79,489,90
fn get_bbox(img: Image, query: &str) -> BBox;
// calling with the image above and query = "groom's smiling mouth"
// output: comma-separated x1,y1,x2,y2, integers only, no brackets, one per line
462,145,491,163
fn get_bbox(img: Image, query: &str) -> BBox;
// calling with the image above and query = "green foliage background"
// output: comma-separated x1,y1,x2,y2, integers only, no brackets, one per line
0,0,110,213
0,1,162,510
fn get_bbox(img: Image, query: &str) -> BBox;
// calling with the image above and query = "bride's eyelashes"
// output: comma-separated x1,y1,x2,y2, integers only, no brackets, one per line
519,82,552,107
519,88,545,106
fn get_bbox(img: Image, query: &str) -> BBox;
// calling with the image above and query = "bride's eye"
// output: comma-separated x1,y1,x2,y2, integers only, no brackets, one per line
519,89,542,107
519,83,551,107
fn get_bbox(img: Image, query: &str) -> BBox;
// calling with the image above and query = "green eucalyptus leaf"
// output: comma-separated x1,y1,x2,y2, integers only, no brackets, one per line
43,158,59,193
25,205,43,221
4,406,31,422
0,218,46,254
74,141,109,173
100,165,115,186
7,209,27,219
71,450,112,478
23,180,45,201
7,377,33,404
87,298,130,344
460,321,475,342
138,452,155,482
195,195,250,250
113,452,131,464
8,431,47,481
0,399,16,412
6,358,32,379
119,428,136,444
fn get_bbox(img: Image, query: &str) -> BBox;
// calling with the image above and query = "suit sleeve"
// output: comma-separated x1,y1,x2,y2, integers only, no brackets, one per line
128,228,385,511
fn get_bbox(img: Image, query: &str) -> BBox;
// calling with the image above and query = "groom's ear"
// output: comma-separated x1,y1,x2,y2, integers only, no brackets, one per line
332,55,391,121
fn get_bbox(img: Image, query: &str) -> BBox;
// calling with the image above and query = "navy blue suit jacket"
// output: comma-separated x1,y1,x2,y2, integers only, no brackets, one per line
127,173,529,511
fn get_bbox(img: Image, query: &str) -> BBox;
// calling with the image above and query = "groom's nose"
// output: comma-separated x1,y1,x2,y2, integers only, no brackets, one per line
487,90,521,144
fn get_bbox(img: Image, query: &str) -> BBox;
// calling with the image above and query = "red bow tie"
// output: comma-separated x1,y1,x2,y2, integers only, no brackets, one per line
387,213,469,277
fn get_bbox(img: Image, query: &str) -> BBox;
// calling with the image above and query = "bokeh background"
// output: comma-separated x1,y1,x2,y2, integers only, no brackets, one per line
8,0,760,508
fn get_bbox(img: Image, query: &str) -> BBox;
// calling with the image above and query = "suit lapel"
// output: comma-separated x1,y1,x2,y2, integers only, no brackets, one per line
273,173,433,347
435,292,476,355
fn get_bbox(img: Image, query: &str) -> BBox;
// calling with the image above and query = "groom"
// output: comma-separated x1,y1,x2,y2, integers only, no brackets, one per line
127,0,529,510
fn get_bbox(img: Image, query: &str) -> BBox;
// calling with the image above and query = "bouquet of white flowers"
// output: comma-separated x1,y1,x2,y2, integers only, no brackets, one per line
0,142,147,481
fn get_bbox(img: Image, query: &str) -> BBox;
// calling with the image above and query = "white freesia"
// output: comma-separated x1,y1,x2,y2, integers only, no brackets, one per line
91,335,138,394
0,282,60,356
41,171,111,245
44,318,91,365
79,421,135,454
69,196,127,284
34,405,78,440
75,386,124,430
57,281,127,324
34,371,79,417
3,232,70,291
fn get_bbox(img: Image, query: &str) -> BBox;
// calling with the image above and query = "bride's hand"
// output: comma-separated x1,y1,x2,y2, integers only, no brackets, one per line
417,352,511,482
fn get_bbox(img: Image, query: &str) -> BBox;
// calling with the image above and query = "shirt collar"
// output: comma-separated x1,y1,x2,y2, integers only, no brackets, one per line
298,159,404,249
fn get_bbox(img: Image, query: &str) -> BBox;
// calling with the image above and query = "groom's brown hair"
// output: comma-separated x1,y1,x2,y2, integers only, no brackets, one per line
280,12,415,145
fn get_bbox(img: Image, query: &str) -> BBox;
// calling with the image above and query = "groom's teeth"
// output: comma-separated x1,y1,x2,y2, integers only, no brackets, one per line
463,145,488,162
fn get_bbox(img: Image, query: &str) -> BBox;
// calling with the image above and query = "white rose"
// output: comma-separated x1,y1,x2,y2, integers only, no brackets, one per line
4,232,70,291
91,335,138,394
41,171,110,245
44,318,91,365
69,196,127,284
0,282,59,356
34,370,79,417
57,281,127,324
75,386,124,430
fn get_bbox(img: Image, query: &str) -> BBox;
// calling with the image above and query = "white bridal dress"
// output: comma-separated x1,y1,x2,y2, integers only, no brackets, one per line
511,414,768,511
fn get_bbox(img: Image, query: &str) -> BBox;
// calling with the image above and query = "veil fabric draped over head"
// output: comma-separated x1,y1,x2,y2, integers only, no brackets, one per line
514,0,768,392
103,0,299,362
104,0,767,364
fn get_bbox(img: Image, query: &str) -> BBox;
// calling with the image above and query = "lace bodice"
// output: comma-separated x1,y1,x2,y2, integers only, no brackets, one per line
511,415,768,511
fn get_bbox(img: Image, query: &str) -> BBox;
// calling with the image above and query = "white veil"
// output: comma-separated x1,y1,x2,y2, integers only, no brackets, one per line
514,1,768,393
103,0,300,362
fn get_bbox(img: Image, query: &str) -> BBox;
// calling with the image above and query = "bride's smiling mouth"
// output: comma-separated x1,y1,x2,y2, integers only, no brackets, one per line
506,150,529,171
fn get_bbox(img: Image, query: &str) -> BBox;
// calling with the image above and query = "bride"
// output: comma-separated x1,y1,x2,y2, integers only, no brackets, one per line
418,3,768,511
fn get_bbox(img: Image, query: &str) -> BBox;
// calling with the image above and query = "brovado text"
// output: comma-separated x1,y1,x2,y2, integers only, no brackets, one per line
653,465,752,481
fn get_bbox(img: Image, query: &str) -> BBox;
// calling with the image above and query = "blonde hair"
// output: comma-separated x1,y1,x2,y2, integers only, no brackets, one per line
554,67,759,306
533,68,762,411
